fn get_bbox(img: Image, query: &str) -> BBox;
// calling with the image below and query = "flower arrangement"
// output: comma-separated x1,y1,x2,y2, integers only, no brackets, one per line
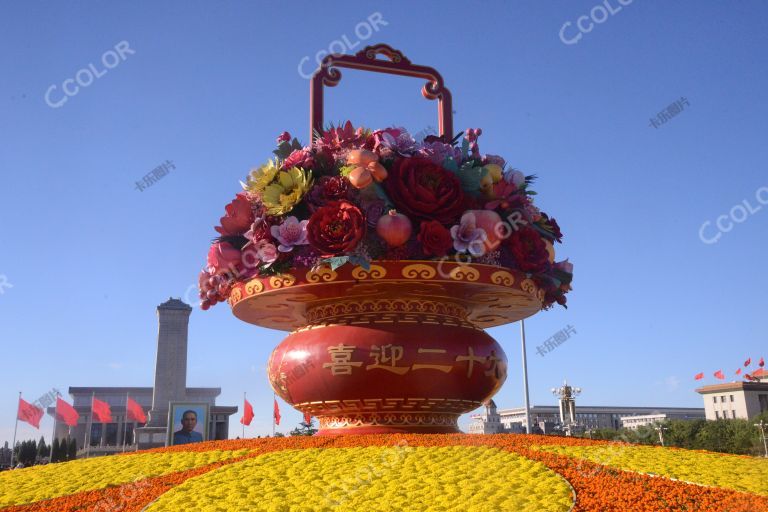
199,123,573,310
4,435,766,512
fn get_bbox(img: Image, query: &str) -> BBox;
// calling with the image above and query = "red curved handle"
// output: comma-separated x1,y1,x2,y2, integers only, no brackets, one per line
310,44,453,142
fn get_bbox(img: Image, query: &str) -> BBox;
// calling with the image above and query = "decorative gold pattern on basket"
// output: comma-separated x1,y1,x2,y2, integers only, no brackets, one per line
269,274,297,289
351,264,387,280
490,270,515,286
319,412,459,429
305,267,338,283
401,263,437,279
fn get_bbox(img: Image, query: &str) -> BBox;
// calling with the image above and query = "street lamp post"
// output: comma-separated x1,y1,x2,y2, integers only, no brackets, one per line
551,381,581,436
755,420,768,458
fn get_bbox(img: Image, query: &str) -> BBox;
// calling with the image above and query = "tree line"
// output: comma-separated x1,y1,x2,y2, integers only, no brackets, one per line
11,437,77,467
578,411,768,456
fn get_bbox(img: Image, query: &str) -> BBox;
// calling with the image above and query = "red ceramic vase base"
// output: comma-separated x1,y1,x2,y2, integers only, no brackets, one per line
268,321,507,435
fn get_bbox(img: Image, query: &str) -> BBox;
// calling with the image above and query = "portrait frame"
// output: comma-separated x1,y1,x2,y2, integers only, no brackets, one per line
167,402,209,446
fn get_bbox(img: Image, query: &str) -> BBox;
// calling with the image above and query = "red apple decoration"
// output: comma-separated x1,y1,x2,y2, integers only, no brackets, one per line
466,210,503,251
376,210,412,247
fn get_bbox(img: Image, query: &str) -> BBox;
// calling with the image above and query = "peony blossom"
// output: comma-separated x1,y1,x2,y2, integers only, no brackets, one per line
418,220,453,257
207,242,242,276
306,200,366,257
385,157,466,225
270,216,309,252
215,192,254,236
506,226,550,274
450,213,488,257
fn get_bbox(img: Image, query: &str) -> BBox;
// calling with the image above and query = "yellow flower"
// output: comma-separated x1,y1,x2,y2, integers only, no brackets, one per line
146,446,573,512
535,443,768,496
0,449,250,508
246,161,312,216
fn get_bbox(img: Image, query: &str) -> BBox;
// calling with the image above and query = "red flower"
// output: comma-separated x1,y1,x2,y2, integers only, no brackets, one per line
306,201,366,257
283,148,314,170
306,176,354,210
207,242,242,276
506,227,551,273
417,220,453,257
385,157,466,225
215,193,254,236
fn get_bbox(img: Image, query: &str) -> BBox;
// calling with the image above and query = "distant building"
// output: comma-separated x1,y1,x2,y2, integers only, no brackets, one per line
620,414,672,430
48,299,237,455
470,404,704,433
696,378,768,421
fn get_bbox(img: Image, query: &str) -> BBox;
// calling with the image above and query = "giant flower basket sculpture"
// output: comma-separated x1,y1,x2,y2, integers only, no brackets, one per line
199,44,573,434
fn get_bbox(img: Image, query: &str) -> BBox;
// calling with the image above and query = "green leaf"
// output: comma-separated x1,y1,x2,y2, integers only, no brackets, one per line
442,156,459,173
372,182,393,207
326,256,350,270
348,255,371,270
456,162,485,194
461,138,470,160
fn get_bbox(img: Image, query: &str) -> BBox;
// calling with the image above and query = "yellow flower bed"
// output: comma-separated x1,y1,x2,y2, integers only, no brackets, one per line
534,443,768,496
146,446,574,512
0,449,250,508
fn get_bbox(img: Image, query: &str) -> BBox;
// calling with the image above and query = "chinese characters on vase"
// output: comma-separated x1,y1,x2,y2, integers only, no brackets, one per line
322,343,505,380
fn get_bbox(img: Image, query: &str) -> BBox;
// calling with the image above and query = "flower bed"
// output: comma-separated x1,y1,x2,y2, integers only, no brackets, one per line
534,443,768,496
198,124,573,312
3,435,767,512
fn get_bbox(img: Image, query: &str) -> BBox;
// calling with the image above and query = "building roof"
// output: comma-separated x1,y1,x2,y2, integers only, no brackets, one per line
695,381,768,393
69,386,222,396
158,297,192,311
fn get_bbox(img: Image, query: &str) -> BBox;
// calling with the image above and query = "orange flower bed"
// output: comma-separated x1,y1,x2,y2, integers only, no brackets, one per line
3,435,766,512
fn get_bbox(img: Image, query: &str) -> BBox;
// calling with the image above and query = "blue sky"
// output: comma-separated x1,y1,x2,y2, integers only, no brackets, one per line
1,0,767,444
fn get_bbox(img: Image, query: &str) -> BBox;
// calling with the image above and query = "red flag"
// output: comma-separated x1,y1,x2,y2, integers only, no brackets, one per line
714,370,725,380
92,398,112,423
735,368,742,375
760,357,765,368
126,397,146,423
55,397,79,427
17,398,44,429
240,399,254,426
745,358,752,367
694,372,704,380
273,399,281,426
303,411,312,424
745,373,756,382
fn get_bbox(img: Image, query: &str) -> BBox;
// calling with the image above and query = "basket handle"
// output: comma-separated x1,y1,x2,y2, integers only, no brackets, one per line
310,44,453,142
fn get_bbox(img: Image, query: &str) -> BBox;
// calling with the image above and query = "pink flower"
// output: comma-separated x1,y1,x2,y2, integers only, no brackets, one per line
270,216,309,252
283,148,314,170
277,131,291,143
207,242,242,275
241,239,279,270
450,212,487,256
244,217,271,245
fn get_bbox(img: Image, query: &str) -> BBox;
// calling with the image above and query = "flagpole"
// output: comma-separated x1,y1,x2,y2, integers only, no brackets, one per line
272,393,276,437
86,392,94,458
521,320,532,434
242,392,246,439
122,392,129,453
10,392,20,468
49,399,57,461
